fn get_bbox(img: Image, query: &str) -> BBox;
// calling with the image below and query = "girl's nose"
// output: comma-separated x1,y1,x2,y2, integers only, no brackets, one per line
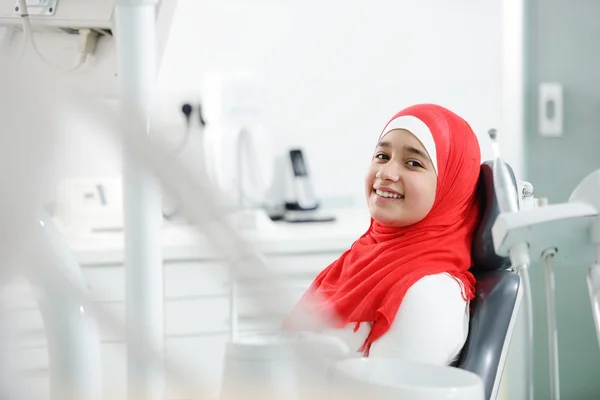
377,163,401,182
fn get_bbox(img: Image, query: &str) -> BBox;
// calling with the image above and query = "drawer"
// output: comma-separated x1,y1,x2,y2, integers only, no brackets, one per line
81,254,328,304
164,261,230,298
5,297,231,343
99,298,231,341
165,297,230,336
233,277,313,333
235,282,309,324
82,261,232,302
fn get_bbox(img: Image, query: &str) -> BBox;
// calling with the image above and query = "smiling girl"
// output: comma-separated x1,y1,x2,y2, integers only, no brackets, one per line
286,104,483,366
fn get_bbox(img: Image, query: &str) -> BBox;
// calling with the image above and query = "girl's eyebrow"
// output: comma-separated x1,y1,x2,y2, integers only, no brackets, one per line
376,140,392,149
376,141,428,159
403,145,428,159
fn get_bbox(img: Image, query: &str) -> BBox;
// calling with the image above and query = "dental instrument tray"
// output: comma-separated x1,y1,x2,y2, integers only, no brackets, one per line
283,210,336,223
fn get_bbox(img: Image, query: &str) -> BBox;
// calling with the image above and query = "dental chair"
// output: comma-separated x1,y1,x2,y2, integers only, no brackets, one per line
455,161,524,400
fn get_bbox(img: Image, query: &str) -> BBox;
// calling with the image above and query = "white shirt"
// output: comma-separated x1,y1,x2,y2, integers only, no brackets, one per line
323,273,470,366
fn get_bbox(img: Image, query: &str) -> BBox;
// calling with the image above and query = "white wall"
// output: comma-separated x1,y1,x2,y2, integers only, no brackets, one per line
31,0,504,207
501,0,525,180
156,0,503,206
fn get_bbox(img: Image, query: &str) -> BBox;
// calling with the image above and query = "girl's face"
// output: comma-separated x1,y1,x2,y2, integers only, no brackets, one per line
365,129,437,227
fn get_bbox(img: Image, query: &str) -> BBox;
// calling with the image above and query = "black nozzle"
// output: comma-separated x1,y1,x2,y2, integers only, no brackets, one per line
181,103,193,123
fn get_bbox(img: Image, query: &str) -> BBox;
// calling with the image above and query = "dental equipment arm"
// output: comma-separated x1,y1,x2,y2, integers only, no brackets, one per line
488,129,534,400
492,173,600,400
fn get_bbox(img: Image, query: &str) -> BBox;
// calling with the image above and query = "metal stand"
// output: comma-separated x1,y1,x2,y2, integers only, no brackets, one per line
115,1,165,400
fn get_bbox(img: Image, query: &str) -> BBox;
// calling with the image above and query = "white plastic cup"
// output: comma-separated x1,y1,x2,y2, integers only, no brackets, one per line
219,331,348,400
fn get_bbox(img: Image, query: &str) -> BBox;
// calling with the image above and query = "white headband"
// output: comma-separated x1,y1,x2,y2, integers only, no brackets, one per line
380,115,438,175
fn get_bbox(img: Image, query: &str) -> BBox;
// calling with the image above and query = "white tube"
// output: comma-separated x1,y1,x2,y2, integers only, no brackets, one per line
114,2,164,400
587,263,600,351
543,249,560,400
510,242,533,400
588,218,600,351
32,214,102,400
516,263,534,400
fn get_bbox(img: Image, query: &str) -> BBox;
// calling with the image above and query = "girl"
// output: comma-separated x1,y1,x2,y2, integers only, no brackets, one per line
285,103,482,366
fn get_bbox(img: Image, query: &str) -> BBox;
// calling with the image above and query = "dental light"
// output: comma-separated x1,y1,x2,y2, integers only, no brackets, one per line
491,134,600,400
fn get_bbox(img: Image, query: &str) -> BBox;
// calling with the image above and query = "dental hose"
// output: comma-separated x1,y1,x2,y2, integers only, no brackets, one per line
543,248,560,400
510,243,535,400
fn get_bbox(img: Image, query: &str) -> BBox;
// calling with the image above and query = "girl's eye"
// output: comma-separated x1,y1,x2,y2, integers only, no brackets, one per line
375,153,389,160
407,160,424,168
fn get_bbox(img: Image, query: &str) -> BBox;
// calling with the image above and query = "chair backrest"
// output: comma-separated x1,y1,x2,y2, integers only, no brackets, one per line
455,161,523,400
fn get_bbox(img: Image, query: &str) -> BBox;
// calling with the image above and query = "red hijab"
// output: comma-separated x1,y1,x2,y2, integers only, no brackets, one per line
285,104,482,356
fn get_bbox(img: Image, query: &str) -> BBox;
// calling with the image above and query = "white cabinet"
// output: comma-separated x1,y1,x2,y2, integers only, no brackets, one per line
2,226,362,399
1,209,370,399
93,252,341,398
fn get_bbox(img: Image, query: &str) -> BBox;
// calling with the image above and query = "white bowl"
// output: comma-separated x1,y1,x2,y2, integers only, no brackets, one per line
331,357,484,400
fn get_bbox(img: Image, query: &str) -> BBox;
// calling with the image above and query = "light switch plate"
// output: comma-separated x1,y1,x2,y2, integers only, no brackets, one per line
538,82,563,137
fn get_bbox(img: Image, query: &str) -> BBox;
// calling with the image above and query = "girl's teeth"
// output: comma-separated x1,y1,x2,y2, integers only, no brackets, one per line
375,189,402,199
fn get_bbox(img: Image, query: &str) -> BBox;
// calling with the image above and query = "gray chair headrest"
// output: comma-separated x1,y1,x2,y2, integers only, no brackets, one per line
471,160,518,272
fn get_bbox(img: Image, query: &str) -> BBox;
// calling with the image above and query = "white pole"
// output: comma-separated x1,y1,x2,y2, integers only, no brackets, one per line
501,0,526,180
501,2,527,399
115,2,165,400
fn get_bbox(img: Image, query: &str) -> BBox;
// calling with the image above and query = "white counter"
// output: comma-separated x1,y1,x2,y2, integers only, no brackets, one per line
61,208,371,265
